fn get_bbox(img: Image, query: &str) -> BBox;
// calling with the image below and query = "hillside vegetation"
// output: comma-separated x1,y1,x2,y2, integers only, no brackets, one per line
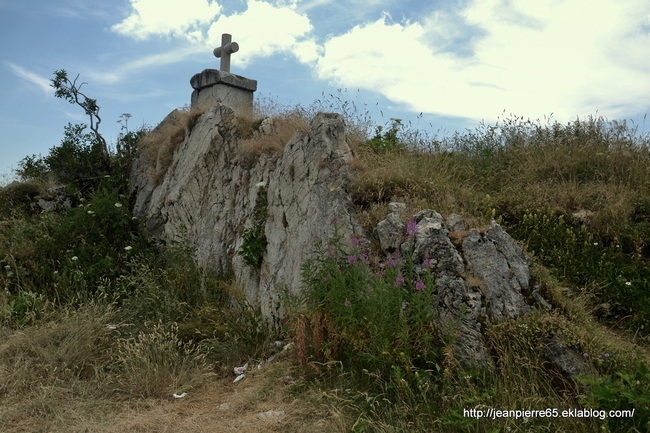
1,94,649,432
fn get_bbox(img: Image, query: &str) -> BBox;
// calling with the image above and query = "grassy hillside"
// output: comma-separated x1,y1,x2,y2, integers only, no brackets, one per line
1,101,648,432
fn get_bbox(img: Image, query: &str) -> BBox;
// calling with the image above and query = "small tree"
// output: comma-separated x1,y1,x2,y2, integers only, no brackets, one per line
51,69,109,161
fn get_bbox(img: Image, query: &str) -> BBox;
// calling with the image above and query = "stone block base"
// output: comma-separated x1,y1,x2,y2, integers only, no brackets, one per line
190,69,257,120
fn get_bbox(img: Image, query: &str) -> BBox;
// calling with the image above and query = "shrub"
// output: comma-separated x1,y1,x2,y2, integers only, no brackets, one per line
238,185,268,269
17,123,110,193
579,361,650,433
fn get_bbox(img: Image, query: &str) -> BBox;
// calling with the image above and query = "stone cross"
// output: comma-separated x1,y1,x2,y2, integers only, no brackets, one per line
213,33,239,73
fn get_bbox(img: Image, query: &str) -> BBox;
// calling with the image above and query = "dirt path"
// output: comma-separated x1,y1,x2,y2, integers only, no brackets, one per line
63,361,341,433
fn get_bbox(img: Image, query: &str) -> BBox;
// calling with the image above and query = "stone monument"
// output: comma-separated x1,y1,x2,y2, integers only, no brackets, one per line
190,33,257,120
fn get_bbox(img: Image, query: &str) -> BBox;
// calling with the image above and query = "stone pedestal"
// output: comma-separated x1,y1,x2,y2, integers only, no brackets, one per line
190,69,257,120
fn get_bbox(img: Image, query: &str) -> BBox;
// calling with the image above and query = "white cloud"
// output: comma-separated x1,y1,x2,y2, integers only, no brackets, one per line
86,46,204,84
112,0,222,42
6,63,52,94
315,0,650,123
206,0,315,68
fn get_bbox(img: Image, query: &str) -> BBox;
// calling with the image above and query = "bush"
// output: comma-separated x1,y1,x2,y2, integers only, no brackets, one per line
580,361,650,433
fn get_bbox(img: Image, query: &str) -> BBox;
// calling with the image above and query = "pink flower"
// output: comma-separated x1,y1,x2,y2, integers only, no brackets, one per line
351,237,360,247
423,258,434,268
348,255,357,264
395,276,405,287
387,258,396,268
344,299,351,307
407,220,418,236
415,280,425,291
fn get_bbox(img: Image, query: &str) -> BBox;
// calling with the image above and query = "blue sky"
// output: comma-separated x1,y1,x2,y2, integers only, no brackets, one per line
1,0,649,180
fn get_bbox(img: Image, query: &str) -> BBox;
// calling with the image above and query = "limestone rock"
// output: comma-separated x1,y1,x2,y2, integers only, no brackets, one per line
541,334,591,376
375,205,551,369
130,105,362,323
31,186,72,213
461,222,533,320
375,202,408,253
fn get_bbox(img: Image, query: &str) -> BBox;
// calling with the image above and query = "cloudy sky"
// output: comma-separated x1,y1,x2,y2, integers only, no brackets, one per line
1,0,649,179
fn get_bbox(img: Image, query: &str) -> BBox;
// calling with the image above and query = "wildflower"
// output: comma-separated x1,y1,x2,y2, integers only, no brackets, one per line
534,285,540,289
604,353,610,357
423,258,433,268
114,203,123,207
87,210,95,214
331,216,339,224
415,280,425,291
593,242,598,246
394,276,405,287
124,246,133,251
344,299,351,307
360,254,370,264
255,181,266,188
71,256,78,261
351,237,360,247
347,255,357,265
583,353,589,358
625,281,632,286
406,220,418,236
387,257,396,268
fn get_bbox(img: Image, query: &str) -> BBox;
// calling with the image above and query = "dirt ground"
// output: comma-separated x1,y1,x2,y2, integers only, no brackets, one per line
5,360,347,433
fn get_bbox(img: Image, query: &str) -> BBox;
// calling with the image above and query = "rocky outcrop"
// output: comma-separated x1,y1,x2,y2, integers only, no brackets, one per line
131,106,551,369
376,204,551,369
130,104,362,322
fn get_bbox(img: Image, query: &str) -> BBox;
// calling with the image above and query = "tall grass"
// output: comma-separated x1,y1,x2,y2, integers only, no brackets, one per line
352,113,650,330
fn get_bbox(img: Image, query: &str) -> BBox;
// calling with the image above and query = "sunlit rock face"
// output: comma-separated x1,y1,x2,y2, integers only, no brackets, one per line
130,105,361,324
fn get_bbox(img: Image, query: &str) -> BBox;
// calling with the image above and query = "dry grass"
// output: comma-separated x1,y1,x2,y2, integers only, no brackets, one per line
237,110,310,168
352,115,650,246
138,105,205,186
0,352,347,433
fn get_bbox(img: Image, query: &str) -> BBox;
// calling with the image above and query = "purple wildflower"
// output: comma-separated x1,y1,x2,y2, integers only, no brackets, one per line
395,276,405,287
406,220,418,236
351,237,360,247
423,258,434,268
360,254,370,264
348,255,357,265
415,280,425,291
344,299,351,307
583,353,589,358
387,258,396,268
331,216,339,224
604,353,610,357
